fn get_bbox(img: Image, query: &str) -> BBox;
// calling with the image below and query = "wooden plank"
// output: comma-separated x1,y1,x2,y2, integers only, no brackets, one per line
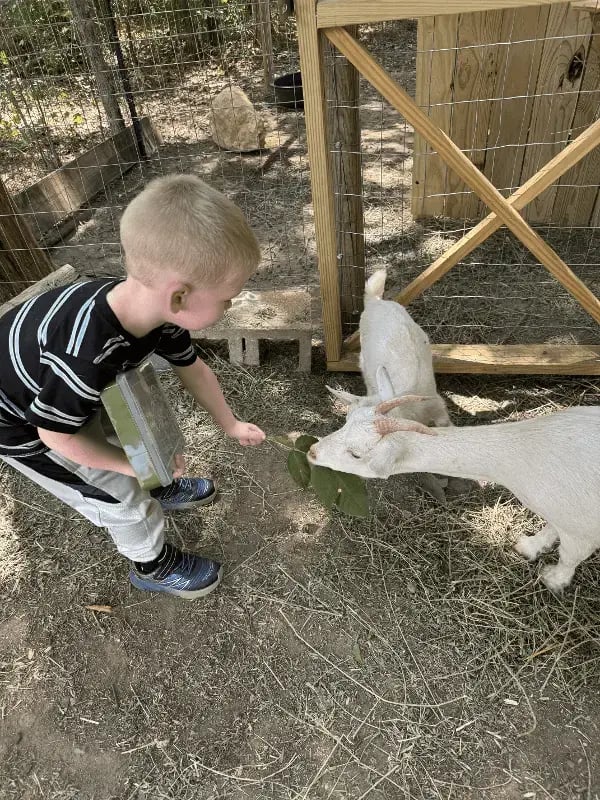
329,344,600,373
412,15,459,218
398,115,600,303
0,264,77,318
518,4,592,223
551,12,600,225
483,6,551,201
325,26,600,324
317,0,569,27
571,0,600,11
15,117,160,243
0,178,54,304
343,112,600,352
322,25,365,333
445,8,505,219
296,0,343,361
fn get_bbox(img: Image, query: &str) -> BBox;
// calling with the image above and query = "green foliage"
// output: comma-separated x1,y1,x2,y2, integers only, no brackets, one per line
274,434,370,519
1,0,82,76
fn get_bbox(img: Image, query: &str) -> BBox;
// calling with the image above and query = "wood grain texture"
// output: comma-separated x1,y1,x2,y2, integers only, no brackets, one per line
518,3,592,222
325,26,600,324
412,15,458,218
296,0,343,361
16,118,159,243
317,0,569,26
330,344,600,373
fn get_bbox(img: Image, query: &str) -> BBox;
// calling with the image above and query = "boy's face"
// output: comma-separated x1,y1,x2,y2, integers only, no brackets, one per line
168,273,248,330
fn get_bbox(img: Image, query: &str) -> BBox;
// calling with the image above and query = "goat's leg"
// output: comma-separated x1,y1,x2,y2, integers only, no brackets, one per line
514,524,559,562
540,532,599,593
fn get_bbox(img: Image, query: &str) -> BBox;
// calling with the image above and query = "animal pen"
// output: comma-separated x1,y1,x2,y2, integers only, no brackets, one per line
296,0,600,374
0,0,599,375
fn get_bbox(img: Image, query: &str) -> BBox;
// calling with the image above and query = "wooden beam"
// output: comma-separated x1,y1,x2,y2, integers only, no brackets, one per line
0,264,76,318
0,178,54,304
296,0,343,362
329,344,600,374
397,115,600,304
322,25,365,334
317,0,569,27
15,117,160,244
324,26,600,326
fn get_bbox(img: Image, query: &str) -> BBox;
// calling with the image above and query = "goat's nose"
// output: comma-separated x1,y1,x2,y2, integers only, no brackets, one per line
307,444,317,461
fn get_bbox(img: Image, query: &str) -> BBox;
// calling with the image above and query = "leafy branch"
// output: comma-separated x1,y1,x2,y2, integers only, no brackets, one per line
270,434,369,518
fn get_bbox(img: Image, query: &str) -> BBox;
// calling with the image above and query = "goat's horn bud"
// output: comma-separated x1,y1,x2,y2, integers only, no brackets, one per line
374,418,437,436
375,395,432,416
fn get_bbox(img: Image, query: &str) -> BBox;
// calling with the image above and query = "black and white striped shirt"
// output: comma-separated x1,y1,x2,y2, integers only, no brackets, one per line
0,278,197,458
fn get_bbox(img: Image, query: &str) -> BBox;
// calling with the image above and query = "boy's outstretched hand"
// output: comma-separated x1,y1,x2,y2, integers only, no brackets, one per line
228,420,266,446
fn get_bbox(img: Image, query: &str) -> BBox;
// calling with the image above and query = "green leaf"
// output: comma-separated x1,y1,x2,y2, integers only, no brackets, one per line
352,642,364,664
294,434,318,453
287,449,311,489
309,465,339,509
335,472,369,517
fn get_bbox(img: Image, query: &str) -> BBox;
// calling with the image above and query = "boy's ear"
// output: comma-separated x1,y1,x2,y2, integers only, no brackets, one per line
169,284,189,313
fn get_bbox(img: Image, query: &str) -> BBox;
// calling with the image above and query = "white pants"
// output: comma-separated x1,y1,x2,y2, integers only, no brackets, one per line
1,416,165,562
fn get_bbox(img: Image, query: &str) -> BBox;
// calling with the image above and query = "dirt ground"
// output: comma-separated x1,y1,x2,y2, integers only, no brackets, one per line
2,18,600,800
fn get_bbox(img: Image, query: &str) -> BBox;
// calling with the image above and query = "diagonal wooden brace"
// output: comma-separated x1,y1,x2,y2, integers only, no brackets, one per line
325,26,600,329
345,115,600,350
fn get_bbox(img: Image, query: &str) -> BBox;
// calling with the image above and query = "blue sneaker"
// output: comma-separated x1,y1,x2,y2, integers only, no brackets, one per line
129,544,222,600
151,477,216,511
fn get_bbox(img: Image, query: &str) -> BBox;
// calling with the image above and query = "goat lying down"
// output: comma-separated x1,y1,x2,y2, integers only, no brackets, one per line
308,396,600,592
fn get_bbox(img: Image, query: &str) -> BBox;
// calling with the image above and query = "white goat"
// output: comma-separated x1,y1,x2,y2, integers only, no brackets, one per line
330,269,455,501
330,270,450,428
308,396,600,592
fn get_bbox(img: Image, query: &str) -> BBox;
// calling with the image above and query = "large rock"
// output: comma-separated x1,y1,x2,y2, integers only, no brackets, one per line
210,86,266,152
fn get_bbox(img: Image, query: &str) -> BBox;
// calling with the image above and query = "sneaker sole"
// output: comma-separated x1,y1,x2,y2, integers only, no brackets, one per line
159,488,217,511
129,565,223,600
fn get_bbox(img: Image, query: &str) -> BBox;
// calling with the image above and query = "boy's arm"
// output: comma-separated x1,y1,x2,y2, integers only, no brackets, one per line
174,358,265,445
38,426,136,476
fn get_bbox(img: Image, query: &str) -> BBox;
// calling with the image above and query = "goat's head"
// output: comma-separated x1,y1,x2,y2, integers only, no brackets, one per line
308,395,437,479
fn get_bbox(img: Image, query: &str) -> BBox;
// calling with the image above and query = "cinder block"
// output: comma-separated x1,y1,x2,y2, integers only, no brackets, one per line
192,289,313,371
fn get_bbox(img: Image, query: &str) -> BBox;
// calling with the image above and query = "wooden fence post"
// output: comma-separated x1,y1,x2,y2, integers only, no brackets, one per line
0,178,54,304
322,26,365,335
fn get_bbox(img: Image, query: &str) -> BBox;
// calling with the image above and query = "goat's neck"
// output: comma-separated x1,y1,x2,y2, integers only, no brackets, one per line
394,424,523,483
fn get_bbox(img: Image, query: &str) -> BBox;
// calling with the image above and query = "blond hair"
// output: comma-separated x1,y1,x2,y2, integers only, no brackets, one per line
120,174,260,285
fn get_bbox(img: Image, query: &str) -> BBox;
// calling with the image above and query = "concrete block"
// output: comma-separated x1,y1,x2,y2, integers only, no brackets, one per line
192,289,312,371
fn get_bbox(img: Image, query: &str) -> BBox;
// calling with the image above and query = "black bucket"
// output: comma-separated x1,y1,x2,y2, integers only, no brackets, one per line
273,71,303,110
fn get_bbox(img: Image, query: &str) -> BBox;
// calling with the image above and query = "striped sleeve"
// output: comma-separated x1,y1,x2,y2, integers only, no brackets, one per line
24,352,110,433
154,325,197,367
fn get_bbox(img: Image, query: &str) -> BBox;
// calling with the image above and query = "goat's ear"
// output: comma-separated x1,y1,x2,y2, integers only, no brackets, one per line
326,386,361,407
375,365,395,401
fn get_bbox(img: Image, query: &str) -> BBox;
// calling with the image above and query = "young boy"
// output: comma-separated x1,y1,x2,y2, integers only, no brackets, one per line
0,174,265,600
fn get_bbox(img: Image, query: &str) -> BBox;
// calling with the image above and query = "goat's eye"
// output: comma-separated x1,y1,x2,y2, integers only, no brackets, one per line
349,451,361,459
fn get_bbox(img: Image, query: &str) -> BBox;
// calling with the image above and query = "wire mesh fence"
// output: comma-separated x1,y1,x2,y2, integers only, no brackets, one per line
0,0,314,303
320,6,600,349
1,1,599,354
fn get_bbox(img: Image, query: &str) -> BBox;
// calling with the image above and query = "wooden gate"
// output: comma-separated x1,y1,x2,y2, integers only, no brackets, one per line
296,0,600,374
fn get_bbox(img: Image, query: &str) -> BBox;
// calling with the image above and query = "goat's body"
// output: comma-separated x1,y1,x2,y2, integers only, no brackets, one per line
310,405,600,591
391,408,600,536
359,271,451,457
360,287,439,400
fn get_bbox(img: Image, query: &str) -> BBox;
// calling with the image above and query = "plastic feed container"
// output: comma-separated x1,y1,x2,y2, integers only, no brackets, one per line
101,360,185,490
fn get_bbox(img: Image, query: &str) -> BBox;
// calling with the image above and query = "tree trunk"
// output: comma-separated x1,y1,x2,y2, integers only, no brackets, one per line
69,0,125,135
